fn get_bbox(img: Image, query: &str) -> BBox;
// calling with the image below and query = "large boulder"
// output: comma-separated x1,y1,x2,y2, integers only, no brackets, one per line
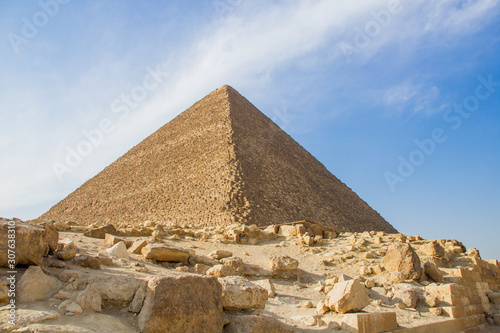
418,241,445,257
424,261,444,283
278,225,298,236
65,302,83,315
0,220,58,266
220,257,245,274
223,315,295,333
83,224,117,239
382,243,422,280
76,285,102,312
106,241,129,259
18,266,63,303
141,244,190,262
128,281,148,313
392,284,419,309
393,290,417,309
207,264,240,277
41,221,59,254
218,276,268,311
55,238,77,261
267,255,298,271
268,255,299,279
252,279,276,297
138,273,223,333
86,275,144,308
128,239,148,255
105,233,133,248
74,255,101,269
209,250,233,260
325,279,370,314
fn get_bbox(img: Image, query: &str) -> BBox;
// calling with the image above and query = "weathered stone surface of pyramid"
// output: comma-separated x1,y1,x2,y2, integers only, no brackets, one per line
41,85,397,233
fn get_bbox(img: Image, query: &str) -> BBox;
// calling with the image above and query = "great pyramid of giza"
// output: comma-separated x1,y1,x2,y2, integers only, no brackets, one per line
41,85,397,233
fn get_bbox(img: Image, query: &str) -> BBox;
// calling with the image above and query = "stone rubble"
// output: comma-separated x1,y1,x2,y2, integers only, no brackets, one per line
2,86,497,332
1,217,499,333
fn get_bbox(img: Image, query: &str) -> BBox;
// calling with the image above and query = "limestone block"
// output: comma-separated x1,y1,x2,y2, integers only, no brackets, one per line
138,273,223,333
341,312,398,333
105,233,133,248
141,244,190,262
218,276,268,311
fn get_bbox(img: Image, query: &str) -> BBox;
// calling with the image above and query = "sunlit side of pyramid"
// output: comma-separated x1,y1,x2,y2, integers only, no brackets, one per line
41,85,397,233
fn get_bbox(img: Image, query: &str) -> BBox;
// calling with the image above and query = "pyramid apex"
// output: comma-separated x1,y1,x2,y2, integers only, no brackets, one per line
217,84,237,94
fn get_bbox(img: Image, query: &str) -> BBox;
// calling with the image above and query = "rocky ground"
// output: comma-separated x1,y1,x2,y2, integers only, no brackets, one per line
1,218,500,332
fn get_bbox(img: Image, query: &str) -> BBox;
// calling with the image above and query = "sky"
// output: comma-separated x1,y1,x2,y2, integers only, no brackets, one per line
0,0,499,259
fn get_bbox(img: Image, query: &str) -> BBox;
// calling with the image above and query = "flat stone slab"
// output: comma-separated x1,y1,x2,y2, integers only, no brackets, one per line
342,312,398,333
0,308,60,329
141,244,190,262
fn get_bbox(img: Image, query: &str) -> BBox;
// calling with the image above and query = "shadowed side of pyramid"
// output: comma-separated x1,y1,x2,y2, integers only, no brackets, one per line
225,86,396,232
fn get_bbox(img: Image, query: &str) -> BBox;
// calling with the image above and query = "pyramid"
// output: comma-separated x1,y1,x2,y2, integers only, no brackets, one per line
41,85,397,233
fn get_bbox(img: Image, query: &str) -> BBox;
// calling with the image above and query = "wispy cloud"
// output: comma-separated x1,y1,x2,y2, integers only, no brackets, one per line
422,0,499,34
384,81,420,107
0,0,498,218
383,81,447,115
328,0,499,65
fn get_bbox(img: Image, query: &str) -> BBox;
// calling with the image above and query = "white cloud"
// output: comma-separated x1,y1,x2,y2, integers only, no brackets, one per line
383,81,448,115
421,0,499,34
384,81,420,106
328,0,499,65
413,86,449,115
0,0,498,218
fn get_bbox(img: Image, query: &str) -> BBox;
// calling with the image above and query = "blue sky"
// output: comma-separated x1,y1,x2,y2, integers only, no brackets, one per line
1,0,499,259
